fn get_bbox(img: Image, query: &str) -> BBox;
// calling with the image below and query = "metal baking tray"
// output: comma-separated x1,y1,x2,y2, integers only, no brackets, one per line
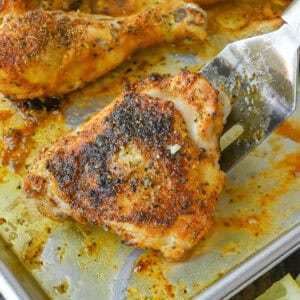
1,224,299,300
0,1,299,299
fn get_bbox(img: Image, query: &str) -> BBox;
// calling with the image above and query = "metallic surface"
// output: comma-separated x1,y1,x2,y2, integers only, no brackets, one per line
0,210,299,300
201,0,300,171
0,261,30,300
0,236,48,300
282,0,300,29
1,191,299,300
196,224,300,300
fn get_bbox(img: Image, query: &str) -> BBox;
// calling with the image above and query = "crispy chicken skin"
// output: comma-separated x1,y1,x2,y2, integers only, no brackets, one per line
0,2,207,100
24,71,230,260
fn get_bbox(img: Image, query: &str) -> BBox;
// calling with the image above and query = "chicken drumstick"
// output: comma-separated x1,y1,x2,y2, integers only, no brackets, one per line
0,2,207,100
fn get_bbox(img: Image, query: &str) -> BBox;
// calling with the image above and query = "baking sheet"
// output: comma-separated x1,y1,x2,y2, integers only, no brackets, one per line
0,0,299,299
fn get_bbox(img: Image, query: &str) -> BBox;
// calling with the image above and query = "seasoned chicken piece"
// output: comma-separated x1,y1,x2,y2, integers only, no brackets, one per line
0,2,207,100
24,71,230,260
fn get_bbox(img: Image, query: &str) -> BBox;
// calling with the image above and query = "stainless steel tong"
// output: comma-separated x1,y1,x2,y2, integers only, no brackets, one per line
200,0,300,171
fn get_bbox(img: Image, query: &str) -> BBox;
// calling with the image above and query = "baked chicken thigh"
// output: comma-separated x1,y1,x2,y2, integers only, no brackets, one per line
0,2,207,100
24,71,230,260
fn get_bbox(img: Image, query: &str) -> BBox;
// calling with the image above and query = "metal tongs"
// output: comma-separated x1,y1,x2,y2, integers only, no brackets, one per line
201,0,300,171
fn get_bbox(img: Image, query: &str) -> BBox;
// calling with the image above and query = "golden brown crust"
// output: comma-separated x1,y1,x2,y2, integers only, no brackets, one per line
24,71,227,260
0,10,77,70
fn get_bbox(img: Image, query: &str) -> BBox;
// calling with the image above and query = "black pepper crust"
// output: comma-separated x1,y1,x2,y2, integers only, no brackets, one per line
42,81,207,228
46,90,180,219
0,10,77,70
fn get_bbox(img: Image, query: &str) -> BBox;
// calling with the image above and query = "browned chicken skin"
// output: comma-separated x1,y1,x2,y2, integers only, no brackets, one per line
24,71,230,260
0,2,207,100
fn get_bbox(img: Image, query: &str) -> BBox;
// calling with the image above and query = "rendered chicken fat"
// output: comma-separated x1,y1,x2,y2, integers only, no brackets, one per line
24,71,230,260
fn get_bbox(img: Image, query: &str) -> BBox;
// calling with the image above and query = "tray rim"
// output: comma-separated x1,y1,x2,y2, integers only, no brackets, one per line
195,223,300,300
0,260,31,300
